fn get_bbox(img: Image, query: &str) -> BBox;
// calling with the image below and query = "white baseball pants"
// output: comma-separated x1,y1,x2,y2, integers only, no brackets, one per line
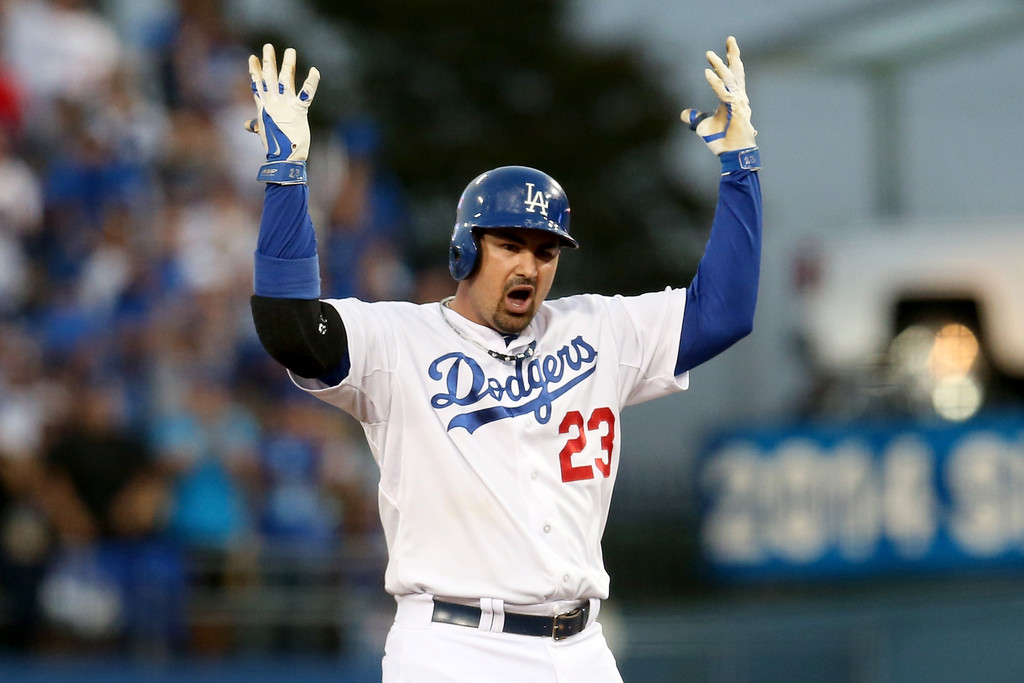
382,594,623,683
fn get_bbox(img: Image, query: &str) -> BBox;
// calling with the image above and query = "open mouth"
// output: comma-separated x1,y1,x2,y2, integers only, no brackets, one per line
505,285,534,314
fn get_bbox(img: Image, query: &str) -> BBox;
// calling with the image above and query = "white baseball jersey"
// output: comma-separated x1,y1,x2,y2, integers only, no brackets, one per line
290,287,688,604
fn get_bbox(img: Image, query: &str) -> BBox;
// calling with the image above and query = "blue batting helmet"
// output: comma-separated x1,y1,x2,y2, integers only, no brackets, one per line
448,166,578,280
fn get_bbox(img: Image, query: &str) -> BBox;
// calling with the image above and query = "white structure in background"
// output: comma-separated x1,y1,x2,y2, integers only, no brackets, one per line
795,218,1024,421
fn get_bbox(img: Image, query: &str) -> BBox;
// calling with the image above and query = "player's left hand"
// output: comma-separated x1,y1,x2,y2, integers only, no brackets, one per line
246,43,320,184
681,36,757,156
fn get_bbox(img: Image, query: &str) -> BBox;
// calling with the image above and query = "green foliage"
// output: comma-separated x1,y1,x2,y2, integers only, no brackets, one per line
304,0,713,294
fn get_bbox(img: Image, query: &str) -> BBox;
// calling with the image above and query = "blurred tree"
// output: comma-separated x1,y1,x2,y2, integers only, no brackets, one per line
304,0,712,295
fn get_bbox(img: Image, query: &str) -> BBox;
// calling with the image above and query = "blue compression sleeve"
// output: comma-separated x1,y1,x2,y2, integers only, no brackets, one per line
251,182,350,383
253,183,321,298
675,164,762,375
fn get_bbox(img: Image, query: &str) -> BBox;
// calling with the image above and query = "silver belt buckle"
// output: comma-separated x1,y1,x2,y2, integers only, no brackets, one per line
552,607,584,641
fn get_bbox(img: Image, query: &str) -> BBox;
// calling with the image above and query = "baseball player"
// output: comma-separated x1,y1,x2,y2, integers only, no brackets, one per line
245,36,760,683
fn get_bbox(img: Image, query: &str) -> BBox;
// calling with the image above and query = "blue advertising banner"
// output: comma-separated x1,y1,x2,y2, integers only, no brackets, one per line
696,413,1024,581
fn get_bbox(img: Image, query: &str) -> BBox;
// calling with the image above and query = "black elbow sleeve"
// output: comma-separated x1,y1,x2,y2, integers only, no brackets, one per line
250,295,348,379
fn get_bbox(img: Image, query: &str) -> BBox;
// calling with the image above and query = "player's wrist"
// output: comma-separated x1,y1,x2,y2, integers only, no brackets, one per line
719,147,760,176
258,160,307,184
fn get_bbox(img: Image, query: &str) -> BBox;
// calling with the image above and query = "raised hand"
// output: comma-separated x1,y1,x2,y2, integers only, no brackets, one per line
681,36,757,160
246,44,321,184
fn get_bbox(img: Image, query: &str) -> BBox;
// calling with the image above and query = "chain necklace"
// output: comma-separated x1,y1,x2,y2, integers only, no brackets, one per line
439,296,536,363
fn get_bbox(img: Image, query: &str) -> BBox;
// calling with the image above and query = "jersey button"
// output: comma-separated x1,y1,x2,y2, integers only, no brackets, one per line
531,471,538,480
562,574,570,583
543,524,551,534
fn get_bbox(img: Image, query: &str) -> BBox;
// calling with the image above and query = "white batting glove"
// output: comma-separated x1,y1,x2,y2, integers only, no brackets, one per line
681,36,759,173
246,44,321,184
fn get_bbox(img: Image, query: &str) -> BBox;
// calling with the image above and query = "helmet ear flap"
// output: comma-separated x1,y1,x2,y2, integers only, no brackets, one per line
448,227,478,280
448,243,464,279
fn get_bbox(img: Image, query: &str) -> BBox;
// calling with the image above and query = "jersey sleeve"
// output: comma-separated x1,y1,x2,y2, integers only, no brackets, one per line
593,287,690,407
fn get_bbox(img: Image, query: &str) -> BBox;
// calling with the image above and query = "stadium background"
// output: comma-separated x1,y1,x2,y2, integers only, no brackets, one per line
3,0,1024,680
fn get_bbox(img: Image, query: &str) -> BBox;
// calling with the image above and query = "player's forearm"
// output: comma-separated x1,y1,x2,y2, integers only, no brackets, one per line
674,164,762,374
252,184,349,379
254,183,321,298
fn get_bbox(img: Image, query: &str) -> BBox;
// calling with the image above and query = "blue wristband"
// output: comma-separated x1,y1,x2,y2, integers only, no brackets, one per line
257,161,307,184
719,148,760,175
253,252,321,298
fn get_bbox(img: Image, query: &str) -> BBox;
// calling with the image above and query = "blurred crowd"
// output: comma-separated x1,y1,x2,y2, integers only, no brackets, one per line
0,0,430,657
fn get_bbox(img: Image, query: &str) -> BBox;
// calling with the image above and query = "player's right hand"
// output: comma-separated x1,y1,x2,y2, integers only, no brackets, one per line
246,43,320,184
681,36,757,156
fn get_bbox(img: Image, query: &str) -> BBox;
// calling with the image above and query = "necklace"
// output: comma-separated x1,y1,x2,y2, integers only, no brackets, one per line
439,296,536,363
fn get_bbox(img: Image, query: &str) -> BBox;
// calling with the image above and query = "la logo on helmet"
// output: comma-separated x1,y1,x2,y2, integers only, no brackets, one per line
523,182,549,217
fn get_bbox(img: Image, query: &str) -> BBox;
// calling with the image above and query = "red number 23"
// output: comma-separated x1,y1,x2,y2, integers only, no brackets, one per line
558,407,615,482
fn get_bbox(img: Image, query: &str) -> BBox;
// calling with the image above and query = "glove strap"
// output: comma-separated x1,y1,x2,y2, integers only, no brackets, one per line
257,161,307,185
719,147,760,176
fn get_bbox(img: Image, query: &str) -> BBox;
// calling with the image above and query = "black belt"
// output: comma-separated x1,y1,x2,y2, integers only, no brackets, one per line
431,599,590,641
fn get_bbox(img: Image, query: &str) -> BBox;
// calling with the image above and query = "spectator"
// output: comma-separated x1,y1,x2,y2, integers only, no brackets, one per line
35,379,184,654
148,374,261,653
1,0,122,141
318,117,414,301
0,0,390,655
0,324,61,651
0,64,25,134
0,124,42,317
150,375,260,554
249,392,379,653
155,0,249,113
0,122,40,236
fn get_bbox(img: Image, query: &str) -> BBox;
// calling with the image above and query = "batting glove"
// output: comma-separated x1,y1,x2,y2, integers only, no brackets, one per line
246,44,321,184
681,36,759,174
